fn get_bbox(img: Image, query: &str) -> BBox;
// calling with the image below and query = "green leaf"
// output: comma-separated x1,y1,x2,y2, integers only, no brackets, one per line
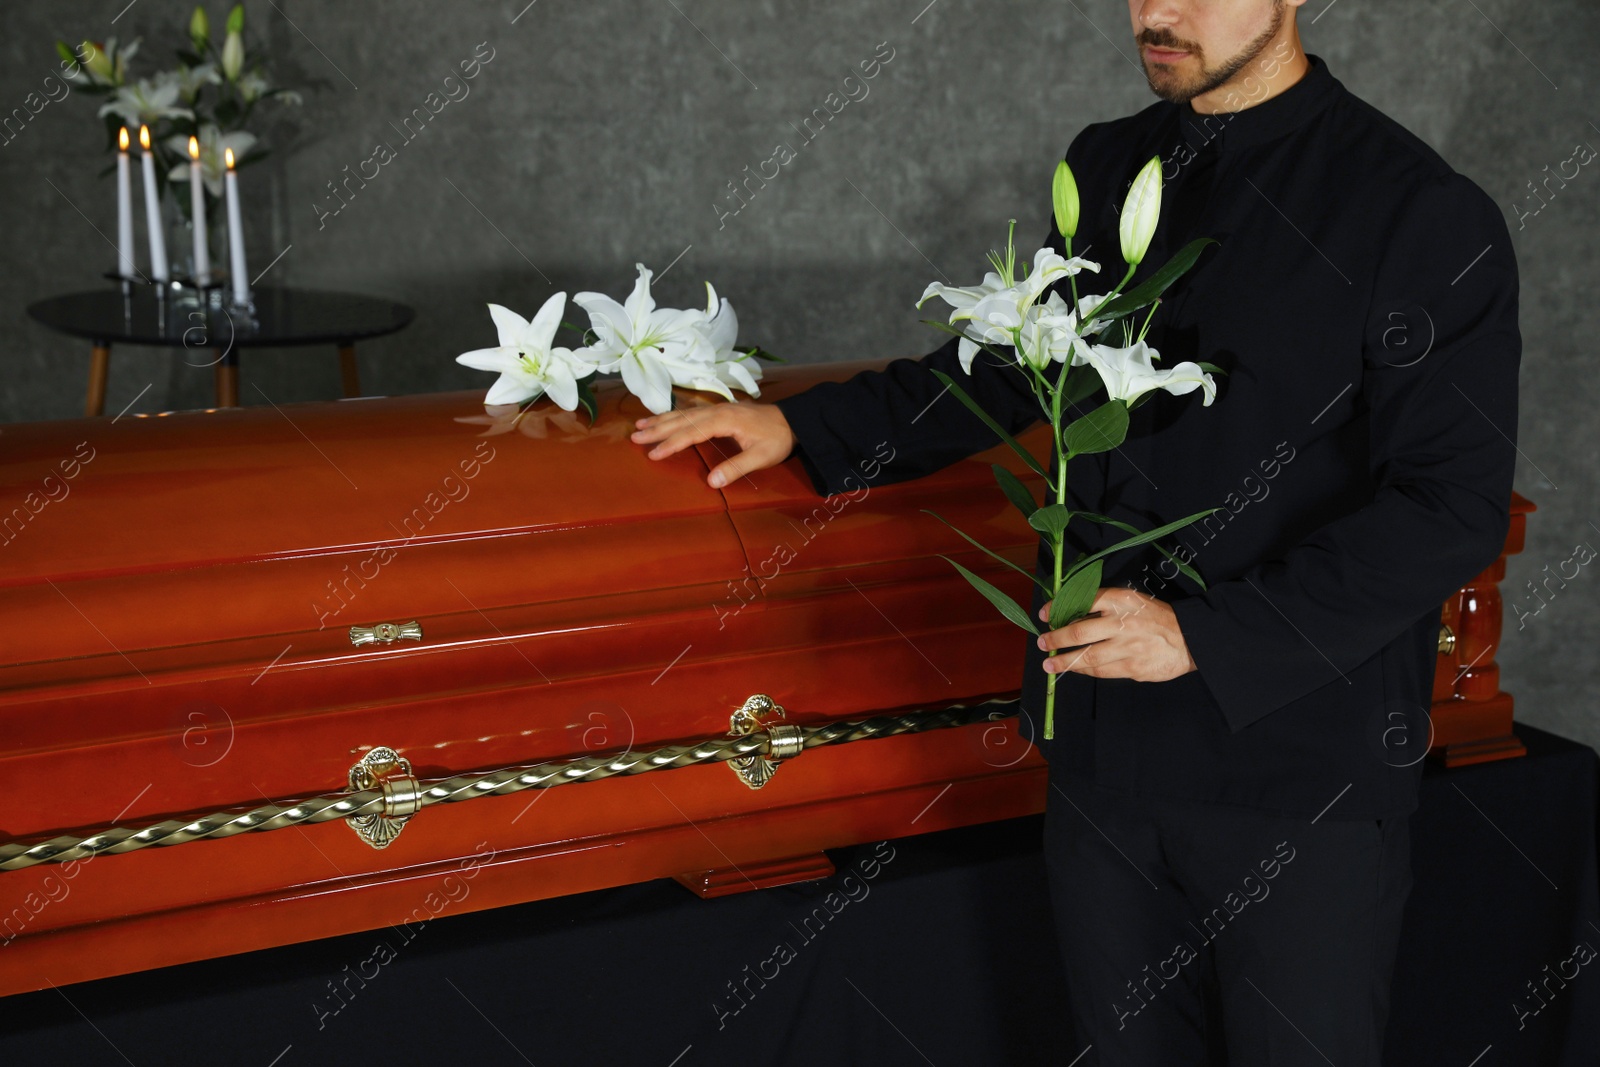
574,379,598,426
1062,399,1129,456
1074,509,1221,573
1196,361,1227,375
937,555,1040,635
735,344,786,363
1027,503,1071,540
922,510,1049,592
1049,558,1103,630
1097,238,1217,320
928,368,1048,479
1076,511,1207,590
992,464,1037,519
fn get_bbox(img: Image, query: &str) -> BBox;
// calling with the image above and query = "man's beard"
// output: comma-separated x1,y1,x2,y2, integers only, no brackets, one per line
1138,2,1285,104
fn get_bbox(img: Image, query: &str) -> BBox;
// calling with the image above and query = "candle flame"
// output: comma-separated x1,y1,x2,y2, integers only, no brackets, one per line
138,125,151,151
188,135,200,161
224,147,236,169
118,127,130,151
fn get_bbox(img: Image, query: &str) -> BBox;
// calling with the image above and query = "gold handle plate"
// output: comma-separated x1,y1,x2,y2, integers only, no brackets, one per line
349,620,423,647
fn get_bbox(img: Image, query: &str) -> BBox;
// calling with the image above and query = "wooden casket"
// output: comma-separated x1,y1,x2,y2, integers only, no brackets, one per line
0,358,1532,997
0,359,1051,997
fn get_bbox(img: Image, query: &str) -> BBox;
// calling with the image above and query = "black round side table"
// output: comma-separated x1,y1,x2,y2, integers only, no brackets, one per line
27,286,415,415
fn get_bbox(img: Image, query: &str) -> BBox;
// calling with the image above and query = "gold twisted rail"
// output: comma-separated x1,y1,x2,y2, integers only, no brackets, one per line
0,696,1022,873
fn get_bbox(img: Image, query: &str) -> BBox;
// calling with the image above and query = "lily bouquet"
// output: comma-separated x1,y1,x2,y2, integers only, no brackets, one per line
456,263,777,420
56,5,300,219
918,156,1223,739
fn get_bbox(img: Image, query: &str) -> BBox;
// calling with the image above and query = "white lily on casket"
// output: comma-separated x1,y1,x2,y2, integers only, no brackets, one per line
459,263,776,419
455,291,595,410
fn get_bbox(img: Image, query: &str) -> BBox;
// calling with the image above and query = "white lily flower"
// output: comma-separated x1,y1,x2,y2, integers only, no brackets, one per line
165,126,257,199
456,291,594,410
98,78,196,126
156,63,221,103
684,282,763,400
922,248,1101,372
1074,340,1217,407
572,263,713,414
1015,292,1107,370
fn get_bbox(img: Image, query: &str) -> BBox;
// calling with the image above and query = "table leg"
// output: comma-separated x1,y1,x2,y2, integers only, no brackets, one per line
86,344,111,417
214,347,239,408
339,344,361,398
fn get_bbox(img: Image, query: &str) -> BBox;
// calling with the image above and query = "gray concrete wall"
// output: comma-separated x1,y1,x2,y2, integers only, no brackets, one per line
2,1,1596,751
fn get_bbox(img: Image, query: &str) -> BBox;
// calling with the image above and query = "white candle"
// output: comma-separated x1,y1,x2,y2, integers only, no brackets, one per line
115,127,135,278
224,147,249,304
137,125,168,283
188,136,211,286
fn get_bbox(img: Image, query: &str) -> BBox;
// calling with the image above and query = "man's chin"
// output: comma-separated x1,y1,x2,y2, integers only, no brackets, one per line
1144,67,1202,104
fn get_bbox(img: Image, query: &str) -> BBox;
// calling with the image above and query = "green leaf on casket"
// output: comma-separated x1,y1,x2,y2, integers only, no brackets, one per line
1027,503,1071,541
1049,558,1103,630
1096,238,1217,320
937,554,1041,635
1062,399,1129,456
992,464,1038,520
929,368,1049,479
735,344,786,363
922,509,1049,592
574,378,598,426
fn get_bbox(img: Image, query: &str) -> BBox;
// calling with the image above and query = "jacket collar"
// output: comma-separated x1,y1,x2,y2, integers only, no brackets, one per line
1175,52,1341,154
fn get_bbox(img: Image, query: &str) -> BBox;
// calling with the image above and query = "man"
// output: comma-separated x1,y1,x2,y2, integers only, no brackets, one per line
632,1,1519,1062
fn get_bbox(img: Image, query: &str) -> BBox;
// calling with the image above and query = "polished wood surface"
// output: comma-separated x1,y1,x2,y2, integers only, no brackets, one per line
1428,492,1535,766
0,361,1050,997
85,344,110,418
0,362,1527,995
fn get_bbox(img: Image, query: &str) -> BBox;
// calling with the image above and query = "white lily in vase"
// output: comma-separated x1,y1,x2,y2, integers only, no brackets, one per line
455,291,595,409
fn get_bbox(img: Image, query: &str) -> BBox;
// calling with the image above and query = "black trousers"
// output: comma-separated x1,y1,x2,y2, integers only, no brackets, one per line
1043,771,1413,1066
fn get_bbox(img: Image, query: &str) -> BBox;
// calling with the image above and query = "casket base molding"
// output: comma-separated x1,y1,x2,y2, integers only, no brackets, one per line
1430,691,1527,768
0,752,1044,997
673,853,838,899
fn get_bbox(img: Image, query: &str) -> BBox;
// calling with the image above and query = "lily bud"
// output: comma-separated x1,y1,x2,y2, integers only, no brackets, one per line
1118,155,1163,267
81,40,114,83
1052,159,1080,240
221,30,244,81
189,7,210,51
226,4,245,34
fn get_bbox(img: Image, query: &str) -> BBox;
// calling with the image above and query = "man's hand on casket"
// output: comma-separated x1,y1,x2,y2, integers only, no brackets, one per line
631,401,796,490
1035,587,1197,682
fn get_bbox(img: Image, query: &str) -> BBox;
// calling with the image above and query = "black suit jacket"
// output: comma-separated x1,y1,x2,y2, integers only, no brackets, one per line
773,56,1520,819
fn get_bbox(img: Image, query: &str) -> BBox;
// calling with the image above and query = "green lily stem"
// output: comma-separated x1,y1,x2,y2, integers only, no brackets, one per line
1136,298,1162,345
1065,235,1080,312
1043,355,1075,742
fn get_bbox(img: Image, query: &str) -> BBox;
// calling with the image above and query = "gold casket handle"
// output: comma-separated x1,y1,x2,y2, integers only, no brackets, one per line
349,620,423,647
